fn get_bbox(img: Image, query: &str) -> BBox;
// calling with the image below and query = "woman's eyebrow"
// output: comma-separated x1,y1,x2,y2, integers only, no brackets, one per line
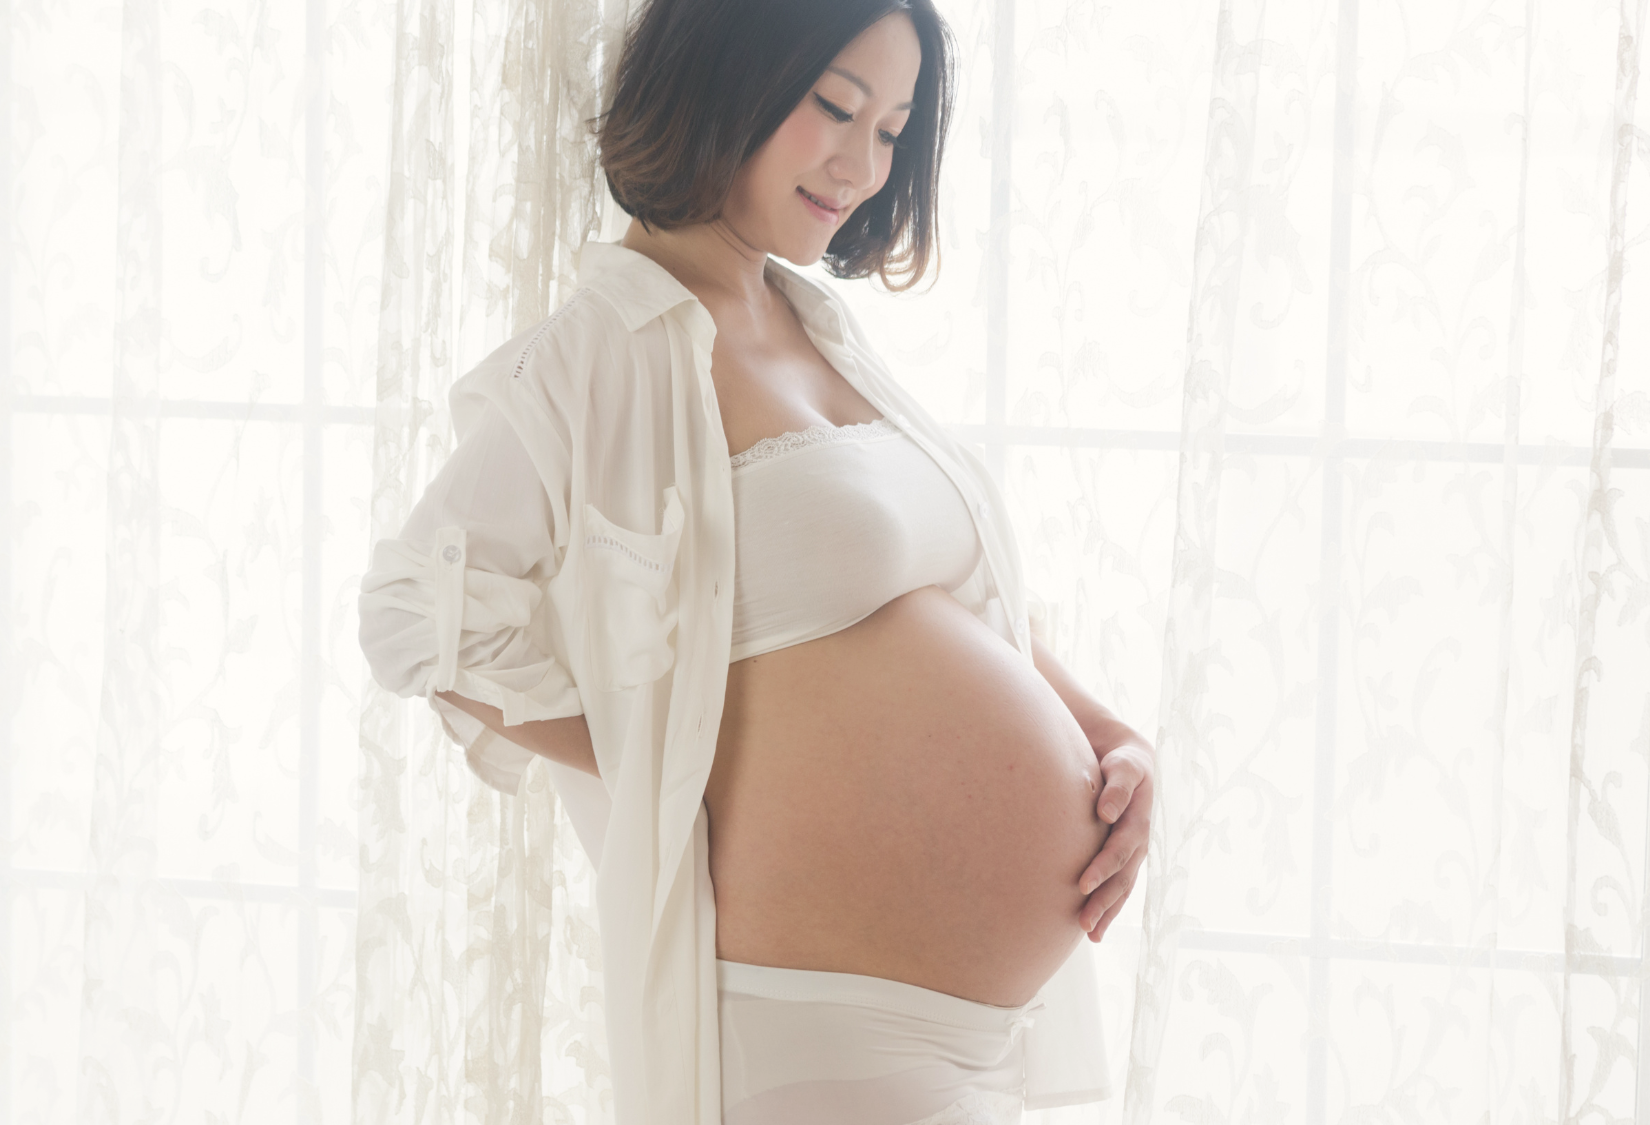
824,64,914,110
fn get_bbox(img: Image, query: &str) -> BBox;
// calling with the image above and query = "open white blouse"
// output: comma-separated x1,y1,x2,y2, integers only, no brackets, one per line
357,238,1112,1123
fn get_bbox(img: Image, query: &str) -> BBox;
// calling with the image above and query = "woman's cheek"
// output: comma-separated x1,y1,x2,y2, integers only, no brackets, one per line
869,161,892,197
775,110,829,158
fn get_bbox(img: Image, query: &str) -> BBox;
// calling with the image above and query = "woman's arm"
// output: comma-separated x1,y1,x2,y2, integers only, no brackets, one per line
358,397,587,796
1029,633,1155,942
1029,634,1130,745
434,690,601,779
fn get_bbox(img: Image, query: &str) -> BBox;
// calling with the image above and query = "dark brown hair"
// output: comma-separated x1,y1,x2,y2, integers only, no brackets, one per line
589,0,956,292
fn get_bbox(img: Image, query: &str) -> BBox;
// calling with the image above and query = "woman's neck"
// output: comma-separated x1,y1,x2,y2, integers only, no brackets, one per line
620,217,777,318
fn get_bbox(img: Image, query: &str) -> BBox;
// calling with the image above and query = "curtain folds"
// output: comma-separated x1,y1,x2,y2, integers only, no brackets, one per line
354,0,629,1120
1108,0,1650,1120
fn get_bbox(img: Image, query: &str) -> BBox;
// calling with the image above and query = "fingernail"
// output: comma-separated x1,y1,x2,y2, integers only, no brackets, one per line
1102,803,1119,820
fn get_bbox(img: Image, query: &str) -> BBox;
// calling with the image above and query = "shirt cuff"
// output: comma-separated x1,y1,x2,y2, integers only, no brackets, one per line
426,662,585,796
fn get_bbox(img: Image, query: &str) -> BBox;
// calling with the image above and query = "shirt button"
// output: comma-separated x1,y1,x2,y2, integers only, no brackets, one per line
441,544,463,564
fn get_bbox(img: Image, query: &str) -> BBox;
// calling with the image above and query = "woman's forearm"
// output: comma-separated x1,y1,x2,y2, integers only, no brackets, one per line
434,690,602,778
1028,633,1144,750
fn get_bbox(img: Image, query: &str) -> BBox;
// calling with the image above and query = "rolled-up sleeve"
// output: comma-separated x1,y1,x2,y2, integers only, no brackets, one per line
358,400,582,795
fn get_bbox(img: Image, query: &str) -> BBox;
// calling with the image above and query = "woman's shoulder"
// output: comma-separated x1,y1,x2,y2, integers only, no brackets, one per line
462,285,662,394
514,285,626,368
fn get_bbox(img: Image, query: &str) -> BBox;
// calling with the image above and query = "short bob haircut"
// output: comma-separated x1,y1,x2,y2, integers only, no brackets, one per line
590,0,956,292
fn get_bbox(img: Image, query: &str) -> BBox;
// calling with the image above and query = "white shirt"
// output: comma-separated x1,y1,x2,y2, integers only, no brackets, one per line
357,238,1112,1122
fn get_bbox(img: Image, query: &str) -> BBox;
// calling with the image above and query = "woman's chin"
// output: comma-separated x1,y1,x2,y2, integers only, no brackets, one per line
771,217,845,265
762,214,853,268
770,239,826,269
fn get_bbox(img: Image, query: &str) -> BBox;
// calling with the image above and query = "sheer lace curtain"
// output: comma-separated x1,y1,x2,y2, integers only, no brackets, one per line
8,0,1648,1122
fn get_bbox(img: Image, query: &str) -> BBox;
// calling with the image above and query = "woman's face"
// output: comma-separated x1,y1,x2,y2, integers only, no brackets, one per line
723,12,922,265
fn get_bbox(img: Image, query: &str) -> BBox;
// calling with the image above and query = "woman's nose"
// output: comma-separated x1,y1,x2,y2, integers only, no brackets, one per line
831,131,878,192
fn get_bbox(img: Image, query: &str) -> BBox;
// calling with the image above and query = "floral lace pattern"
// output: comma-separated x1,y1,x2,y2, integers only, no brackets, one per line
729,416,901,470
903,1090,1026,1125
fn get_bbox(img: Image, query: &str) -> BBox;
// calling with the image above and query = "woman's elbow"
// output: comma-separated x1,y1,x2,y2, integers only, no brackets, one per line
434,689,600,779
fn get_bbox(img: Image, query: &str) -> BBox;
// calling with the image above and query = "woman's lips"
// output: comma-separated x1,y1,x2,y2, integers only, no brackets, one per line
797,186,841,222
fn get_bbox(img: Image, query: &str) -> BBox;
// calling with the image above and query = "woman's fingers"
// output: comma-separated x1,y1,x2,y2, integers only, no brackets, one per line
1096,778,1133,824
1076,737,1155,938
1078,793,1147,894
1085,889,1131,943
1077,838,1122,897
1077,852,1138,926
1093,745,1150,823
1079,859,1139,932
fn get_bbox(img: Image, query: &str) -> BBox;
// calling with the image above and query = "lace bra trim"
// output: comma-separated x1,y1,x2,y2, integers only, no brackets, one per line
729,416,901,470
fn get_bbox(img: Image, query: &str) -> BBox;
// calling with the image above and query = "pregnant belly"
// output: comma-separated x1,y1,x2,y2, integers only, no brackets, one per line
703,584,1108,1009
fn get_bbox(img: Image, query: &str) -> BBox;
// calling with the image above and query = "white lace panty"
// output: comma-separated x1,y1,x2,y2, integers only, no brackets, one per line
717,958,1044,1125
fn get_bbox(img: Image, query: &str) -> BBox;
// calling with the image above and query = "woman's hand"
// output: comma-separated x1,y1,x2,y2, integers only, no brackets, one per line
1076,729,1154,943
1023,632,1155,943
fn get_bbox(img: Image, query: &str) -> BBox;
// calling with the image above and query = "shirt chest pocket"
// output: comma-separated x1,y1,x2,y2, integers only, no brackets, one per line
581,485,685,691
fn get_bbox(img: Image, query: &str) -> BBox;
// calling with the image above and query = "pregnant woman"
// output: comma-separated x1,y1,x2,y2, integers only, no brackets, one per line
359,1,1153,1122
652,9,1154,1119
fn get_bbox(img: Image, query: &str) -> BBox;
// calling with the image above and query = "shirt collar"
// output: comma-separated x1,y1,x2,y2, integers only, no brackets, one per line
574,239,700,332
766,257,851,350
574,238,850,350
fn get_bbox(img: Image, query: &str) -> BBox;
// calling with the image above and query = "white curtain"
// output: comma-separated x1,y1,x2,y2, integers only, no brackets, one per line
8,0,1648,1122
354,0,628,1121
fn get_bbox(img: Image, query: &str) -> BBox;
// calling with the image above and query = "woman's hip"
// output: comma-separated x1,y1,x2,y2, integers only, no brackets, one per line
716,957,1043,1125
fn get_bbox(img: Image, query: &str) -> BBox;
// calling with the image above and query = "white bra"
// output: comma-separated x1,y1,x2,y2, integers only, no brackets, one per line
728,416,983,663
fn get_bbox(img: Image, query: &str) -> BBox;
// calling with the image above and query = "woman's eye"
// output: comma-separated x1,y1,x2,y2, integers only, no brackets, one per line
816,95,904,148
815,94,851,122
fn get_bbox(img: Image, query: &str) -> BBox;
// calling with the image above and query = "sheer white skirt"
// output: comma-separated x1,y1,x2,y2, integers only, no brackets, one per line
717,958,1047,1125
